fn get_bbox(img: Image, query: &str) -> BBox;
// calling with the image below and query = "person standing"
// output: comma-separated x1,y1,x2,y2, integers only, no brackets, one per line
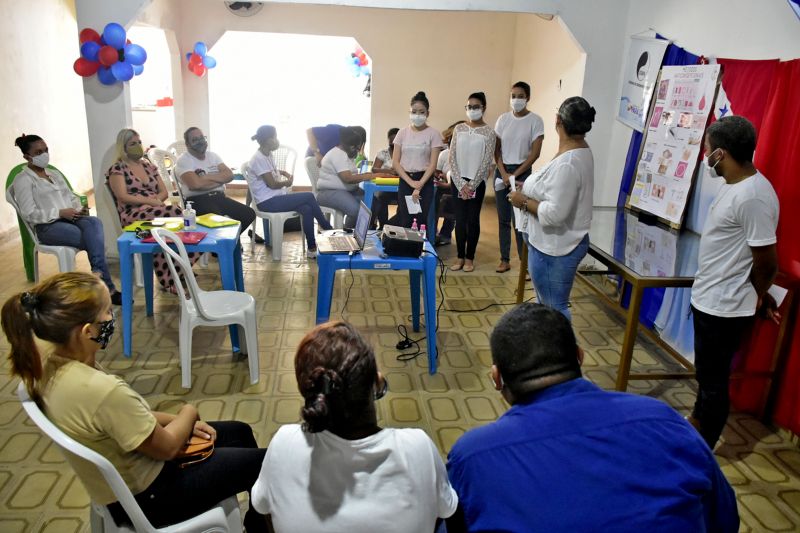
448,93,497,272
494,81,545,273
509,97,595,320
688,115,779,449
392,91,444,229
174,127,256,234
371,127,399,228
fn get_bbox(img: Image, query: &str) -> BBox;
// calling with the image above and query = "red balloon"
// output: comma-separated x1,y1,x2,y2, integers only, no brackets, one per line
79,28,101,44
98,45,119,67
192,63,206,77
73,57,100,77
189,52,202,65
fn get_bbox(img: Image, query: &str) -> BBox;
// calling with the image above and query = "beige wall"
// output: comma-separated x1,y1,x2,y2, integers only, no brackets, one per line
510,15,585,171
0,0,93,236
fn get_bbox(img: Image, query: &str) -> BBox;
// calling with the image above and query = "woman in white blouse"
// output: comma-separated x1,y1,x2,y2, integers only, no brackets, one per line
9,134,121,305
509,97,596,320
251,321,458,532
448,92,497,272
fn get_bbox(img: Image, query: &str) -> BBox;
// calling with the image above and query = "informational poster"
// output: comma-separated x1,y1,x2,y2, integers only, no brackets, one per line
628,64,721,226
617,36,669,131
623,211,679,277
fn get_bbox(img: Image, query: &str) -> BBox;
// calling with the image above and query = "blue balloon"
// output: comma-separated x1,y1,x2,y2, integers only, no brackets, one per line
133,64,144,76
202,55,217,69
352,56,360,66
80,41,100,62
194,41,207,56
186,52,192,61
111,61,134,82
124,43,147,66
97,66,117,85
102,22,127,50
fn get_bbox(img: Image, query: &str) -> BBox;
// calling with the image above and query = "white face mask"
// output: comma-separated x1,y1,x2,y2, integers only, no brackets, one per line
466,108,483,121
705,149,721,178
30,152,49,169
410,114,427,127
510,98,527,113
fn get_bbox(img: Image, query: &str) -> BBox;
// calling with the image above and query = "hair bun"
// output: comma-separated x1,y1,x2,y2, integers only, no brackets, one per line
415,91,426,99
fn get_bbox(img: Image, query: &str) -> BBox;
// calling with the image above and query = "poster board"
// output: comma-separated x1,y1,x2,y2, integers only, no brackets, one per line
628,64,721,227
616,36,669,132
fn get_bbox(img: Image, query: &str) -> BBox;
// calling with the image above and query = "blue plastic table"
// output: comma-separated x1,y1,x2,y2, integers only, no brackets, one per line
361,180,436,244
315,234,439,374
117,224,245,357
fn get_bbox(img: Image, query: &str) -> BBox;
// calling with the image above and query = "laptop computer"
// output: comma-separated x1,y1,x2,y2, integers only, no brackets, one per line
317,201,371,254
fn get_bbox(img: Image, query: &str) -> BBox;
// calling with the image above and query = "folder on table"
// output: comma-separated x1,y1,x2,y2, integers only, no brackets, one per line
196,213,238,228
123,218,184,232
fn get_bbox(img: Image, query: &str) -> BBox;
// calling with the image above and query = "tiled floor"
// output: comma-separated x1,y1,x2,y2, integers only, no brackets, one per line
0,201,799,532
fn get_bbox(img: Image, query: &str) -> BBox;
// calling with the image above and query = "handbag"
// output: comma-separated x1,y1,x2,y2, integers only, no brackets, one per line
174,436,214,468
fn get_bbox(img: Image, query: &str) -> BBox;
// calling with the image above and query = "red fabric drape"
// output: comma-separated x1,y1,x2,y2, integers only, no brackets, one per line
731,59,800,432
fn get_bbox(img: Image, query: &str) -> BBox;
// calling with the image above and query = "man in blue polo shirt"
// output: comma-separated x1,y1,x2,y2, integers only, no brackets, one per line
446,303,738,533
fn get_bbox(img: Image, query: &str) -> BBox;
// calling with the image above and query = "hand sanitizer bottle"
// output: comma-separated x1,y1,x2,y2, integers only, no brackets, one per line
419,224,427,240
411,218,418,231
183,201,196,230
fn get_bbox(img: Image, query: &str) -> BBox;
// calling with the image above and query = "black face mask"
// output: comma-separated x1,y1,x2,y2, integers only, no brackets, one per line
91,313,116,349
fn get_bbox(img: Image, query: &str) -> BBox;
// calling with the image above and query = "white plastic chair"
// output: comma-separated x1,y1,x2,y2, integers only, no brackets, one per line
148,148,184,208
305,156,344,228
17,382,243,533
241,161,305,261
104,183,146,287
151,228,259,389
272,145,298,177
5,186,78,282
166,141,187,158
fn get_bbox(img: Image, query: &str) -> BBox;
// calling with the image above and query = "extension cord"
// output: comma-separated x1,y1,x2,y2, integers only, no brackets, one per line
396,340,413,350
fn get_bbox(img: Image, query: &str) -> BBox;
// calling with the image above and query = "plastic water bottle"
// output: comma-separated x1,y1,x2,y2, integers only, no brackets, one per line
183,201,196,230
411,218,418,231
420,224,427,240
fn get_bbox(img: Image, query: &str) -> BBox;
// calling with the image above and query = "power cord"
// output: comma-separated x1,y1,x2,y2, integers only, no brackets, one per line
339,251,356,319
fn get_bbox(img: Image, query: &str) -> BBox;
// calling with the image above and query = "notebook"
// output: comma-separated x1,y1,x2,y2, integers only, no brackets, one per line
123,218,184,232
196,213,238,228
317,201,371,254
140,231,207,244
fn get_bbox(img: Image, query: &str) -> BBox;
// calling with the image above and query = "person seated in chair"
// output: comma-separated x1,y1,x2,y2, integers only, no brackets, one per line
11,134,121,305
2,272,269,531
246,125,333,259
446,303,739,533
251,320,458,532
174,127,256,234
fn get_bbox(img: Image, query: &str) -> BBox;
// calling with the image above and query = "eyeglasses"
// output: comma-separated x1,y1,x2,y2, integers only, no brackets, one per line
465,104,483,111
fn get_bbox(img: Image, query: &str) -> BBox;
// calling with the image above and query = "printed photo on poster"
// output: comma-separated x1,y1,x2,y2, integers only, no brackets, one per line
617,36,669,132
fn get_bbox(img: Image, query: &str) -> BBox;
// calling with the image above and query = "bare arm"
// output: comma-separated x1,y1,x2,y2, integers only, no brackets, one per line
337,170,381,184
109,173,162,207
420,147,441,187
372,156,398,175
750,244,778,297
494,137,508,181
179,163,234,191
514,135,544,177
392,144,414,186
135,404,198,461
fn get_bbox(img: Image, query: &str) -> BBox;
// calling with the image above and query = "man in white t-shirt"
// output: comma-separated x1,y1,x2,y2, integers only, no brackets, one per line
493,81,545,273
174,127,255,234
689,115,780,449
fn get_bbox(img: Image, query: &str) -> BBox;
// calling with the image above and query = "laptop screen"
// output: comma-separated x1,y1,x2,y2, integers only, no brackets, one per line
354,201,371,249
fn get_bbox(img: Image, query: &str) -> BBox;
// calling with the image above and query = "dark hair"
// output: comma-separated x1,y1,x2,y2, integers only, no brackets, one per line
252,125,277,143
558,97,596,136
410,91,430,111
1,272,106,404
14,134,43,156
468,92,487,109
295,321,378,433
387,127,400,139
512,81,531,99
442,120,466,143
183,126,202,145
349,125,367,145
490,303,581,399
339,126,362,148
706,115,756,164
636,52,649,73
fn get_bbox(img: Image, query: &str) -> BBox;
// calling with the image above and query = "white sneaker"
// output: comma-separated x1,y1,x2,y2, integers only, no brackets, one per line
307,248,318,259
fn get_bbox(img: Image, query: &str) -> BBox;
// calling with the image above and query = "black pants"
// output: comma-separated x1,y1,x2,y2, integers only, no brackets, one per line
188,191,256,236
452,180,486,260
691,306,752,448
396,171,434,228
108,421,267,529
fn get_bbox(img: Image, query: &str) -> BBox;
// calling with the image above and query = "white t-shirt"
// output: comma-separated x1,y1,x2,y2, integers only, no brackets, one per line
318,146,358,192
691,172,779,317
251,424,458,533
246,150,287,205
521,148,594,256
175,151,226,197
437,148,450,174
495,111,545,165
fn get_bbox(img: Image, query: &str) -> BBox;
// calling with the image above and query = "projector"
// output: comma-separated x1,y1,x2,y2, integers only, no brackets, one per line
381,225,424,258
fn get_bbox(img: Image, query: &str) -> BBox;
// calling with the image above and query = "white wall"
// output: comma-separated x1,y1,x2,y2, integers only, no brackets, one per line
0,0,93,236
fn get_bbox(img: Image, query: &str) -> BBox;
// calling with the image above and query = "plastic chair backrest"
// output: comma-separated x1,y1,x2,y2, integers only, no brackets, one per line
149,148,184,207
17,383,160,532
151,228,214,320
273,145,298,177
166,141,187,158
305,157,321,194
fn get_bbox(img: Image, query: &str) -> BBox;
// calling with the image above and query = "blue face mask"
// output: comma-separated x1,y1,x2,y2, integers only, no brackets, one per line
91,312,115,349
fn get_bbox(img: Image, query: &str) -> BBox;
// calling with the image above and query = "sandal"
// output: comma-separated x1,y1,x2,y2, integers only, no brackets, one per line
496,261,511,273
450,260,465,271
463,261,475,273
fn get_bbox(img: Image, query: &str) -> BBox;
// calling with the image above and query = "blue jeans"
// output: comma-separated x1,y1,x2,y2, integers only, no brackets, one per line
495,164,531,262
257,192,333,249
317,189,364,229
528,233,589,321
36,217,116,292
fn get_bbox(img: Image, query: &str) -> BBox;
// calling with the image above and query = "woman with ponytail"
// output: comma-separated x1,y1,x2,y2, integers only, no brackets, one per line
251,321,458,532
2,272,268,531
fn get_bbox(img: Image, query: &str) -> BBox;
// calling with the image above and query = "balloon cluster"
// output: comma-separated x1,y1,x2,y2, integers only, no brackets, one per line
349,47,370,77
186,42,217,78
73,23,147,85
